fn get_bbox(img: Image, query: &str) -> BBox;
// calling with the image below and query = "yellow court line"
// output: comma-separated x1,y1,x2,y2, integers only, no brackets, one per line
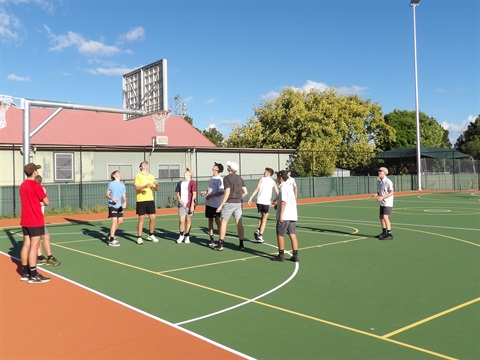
251,299,457,360
52,240,457,360
397,226,480,247
382,297,480,338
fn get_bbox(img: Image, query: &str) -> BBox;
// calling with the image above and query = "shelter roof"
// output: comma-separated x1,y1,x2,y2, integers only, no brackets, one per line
377,147,469,159
0,106,215,147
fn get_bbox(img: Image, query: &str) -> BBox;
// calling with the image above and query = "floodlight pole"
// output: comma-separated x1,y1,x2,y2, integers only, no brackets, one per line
411,0,422,190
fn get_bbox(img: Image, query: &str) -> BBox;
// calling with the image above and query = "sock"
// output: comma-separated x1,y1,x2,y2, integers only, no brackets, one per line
180,232,184,236
279,249,285,255
382,228,387,234
219,239,224,245
47,255,53,260
37,255,45,260
293,250,298,255
387,230,392,234
22,265,29,274
109,236,114,241
210,235,214,241
185,233,190,237
239,239,244,247
149,232,154,236
29,266,38,277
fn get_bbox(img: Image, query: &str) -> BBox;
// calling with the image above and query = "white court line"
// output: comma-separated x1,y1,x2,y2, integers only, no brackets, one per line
0,250,255,360
176,243,298,326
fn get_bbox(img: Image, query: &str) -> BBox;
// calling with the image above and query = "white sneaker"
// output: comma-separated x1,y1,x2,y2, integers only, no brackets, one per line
108,239,120,247
137,237,144,245
184,236,190,244
256,235,264,243
148,234,159,243
176,234,185,244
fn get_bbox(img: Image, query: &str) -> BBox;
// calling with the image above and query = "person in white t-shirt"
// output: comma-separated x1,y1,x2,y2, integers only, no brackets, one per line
201,162,224,247
272,170,299,262
373,167,394,240
286,169,298,198
247,167,278,243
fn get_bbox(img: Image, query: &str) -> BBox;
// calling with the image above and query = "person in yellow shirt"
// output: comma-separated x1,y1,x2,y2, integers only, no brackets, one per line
134,161,159,245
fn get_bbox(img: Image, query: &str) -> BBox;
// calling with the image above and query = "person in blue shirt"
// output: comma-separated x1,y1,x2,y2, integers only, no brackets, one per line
106,170,127,246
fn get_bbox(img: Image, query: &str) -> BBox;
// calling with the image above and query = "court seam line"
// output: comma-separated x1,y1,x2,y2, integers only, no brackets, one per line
381,297,480,338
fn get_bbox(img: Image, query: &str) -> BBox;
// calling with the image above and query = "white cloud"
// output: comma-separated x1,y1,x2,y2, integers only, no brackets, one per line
206,98,217,105
435,88,447,94
45,25,120,56
441,115,476,143
87,67,136,76
0,11,24,43
120,26,145,42
7,73,30,81
206,123,217,130
261,80,367,101
4,0,55,12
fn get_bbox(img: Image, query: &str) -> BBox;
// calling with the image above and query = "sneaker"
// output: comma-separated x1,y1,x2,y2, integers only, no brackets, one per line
238,245,246,252
379,233,394,240
184,236,190,244
46,257,61,266
37,257,47,266
137,237,144,245
20,272,29,281
375,232,385,239
289,255,299,262
108,239,121,247
208,240,217,248
28,273,51,284
256,235,264,244
272,254,285,262
176,234,185,244
148,234,159,243
253,231,259,240
214,243,224,251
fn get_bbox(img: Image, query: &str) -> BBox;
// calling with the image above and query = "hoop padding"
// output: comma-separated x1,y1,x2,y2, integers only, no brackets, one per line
0,95,14,129
152,110,171,133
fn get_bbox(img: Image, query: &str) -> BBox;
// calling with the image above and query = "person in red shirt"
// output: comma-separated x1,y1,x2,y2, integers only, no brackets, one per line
19,163,51,284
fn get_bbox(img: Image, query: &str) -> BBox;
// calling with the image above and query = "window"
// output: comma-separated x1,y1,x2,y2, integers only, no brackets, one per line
158,164,180,180
107,164,134,180
54,153,74,181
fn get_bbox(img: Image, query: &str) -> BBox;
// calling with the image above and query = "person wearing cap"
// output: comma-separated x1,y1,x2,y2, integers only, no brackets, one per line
271,170,299,262
175,168,197,244
373,167,394,240
105,170,127,247
247,167,279,243
215,161,248,251
200,162,224,247
134,161,159,245
19,163,51,283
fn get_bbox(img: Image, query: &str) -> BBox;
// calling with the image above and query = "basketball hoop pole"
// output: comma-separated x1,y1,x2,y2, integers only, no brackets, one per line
20,98,149,170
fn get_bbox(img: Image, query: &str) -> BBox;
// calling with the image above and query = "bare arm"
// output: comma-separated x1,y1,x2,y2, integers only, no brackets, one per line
247,178,262,205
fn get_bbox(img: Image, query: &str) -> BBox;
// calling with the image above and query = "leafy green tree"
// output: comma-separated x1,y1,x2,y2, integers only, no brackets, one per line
225,88,395,176
455,115,480,159
378,110,452,150
183,115,193,126
202,127,224,146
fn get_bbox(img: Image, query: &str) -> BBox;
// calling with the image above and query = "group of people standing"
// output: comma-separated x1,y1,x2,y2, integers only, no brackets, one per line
18,159,395,284
106,160,301,262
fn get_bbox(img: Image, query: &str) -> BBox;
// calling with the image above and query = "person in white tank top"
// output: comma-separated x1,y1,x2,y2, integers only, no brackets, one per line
247,167,279,243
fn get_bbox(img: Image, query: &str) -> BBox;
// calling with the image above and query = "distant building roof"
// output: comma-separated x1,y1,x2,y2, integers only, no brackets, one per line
0,106,215,148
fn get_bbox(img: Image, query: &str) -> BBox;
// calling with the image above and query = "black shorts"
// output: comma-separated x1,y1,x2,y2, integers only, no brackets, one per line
108,206,124,218
257,204,270,214
136,200,156,215
380,206,393,216
22,226,45,237
205,205,219,219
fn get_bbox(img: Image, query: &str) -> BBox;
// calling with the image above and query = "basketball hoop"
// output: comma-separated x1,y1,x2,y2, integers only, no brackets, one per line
0,95,14,129
152,109,172,133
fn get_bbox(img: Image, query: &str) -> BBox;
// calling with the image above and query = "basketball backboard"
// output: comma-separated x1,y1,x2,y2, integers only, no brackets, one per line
122,59,168,120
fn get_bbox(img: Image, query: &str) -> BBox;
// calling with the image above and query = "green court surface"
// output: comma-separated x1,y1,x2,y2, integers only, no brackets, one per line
2,192,479,359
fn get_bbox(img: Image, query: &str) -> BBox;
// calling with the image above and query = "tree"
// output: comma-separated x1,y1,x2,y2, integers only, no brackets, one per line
183,115,193,126
378,110,452,150
455,115,480,159
202,126,224,146
224,88,395,176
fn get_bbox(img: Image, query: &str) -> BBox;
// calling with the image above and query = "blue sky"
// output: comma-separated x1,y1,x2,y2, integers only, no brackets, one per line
1,0,479,145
